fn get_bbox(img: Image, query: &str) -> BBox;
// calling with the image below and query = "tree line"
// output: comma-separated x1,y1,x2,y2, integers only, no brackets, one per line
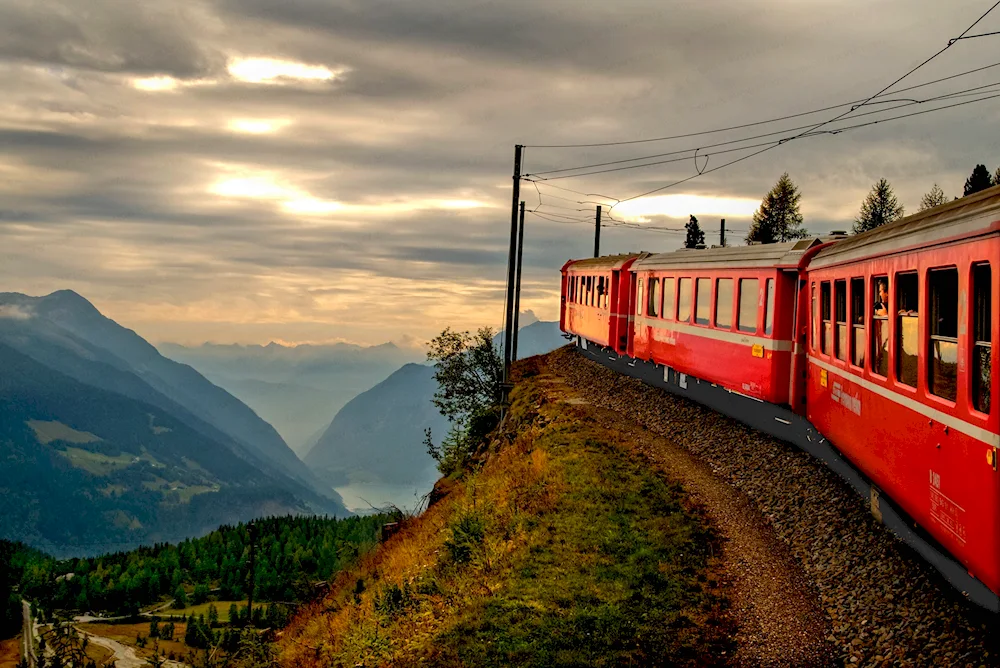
2,513,390,637
680,162,1000,247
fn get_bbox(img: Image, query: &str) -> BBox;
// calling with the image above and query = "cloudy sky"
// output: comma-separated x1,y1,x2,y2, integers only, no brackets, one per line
1,0,998,346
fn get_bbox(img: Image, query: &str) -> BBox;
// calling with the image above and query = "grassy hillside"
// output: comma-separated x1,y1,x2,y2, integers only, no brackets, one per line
279,360,733,667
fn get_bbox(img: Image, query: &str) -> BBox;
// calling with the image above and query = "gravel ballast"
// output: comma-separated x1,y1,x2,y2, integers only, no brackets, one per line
551,346,994,667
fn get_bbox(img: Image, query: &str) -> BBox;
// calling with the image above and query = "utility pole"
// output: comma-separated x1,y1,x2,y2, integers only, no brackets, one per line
511,201,526,362
245,522,257,628
502,145,523,387
594,205,602,257
720,218,726,247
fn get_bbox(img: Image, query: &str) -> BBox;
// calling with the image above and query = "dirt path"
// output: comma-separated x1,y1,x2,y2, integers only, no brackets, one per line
78,631,148,668
539,361,834,667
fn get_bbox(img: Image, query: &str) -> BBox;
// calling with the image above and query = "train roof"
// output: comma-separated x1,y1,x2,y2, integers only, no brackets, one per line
562,253,649,272
809,183,1000,268
634,237,824,271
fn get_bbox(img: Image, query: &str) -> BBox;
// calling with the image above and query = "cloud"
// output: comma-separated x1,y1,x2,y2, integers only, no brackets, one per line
226,57,348,85
0,0,998,346
0,304,33,320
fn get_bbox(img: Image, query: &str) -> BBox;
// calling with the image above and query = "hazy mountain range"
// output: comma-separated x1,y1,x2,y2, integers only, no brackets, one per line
302,320,567,507
0,290,349,556
158,340,423,453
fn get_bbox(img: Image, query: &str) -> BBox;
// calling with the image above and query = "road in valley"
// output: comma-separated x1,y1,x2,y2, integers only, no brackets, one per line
21,599,36,668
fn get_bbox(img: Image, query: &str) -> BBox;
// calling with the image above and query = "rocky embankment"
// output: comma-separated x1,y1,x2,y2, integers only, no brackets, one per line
554,346,993,667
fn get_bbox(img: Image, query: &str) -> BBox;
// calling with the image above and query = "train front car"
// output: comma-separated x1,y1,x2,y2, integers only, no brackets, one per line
630,240,822,405
804,185,1000,599
560,254,647,354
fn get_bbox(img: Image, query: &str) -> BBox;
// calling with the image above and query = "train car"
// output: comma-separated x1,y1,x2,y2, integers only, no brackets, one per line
803,186,1000,596
561,254,647,354
630,240,822,405
558,186,1000,610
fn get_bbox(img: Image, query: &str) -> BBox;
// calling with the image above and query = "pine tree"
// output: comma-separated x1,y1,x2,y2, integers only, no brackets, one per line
854,178,904,233
684,215,705,248
994,166,1000,187
918,183,947,211
746,173,807,244
171,586,187,609
964,164,993,196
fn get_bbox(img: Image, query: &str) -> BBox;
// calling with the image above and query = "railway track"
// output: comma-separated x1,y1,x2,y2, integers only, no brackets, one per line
554,346,993,667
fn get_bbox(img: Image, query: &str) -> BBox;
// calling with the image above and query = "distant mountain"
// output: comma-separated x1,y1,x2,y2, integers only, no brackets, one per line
158,341,423,452
304,363,447,489
0,291,337,504
303,322,566,495
0,343,318,557
500,320,568,360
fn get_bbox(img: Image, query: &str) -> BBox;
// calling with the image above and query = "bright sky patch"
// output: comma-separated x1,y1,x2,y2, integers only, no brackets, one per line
614,194,760,222
227,119,292,134
227,57,346,84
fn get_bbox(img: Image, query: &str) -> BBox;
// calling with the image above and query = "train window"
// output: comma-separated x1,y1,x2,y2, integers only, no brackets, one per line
584,277,590,306
716,278,734,328
604,276,610,309
738,279,759,333
764,279,775,335
588,276,594,306
850,277,865,368
973,263,992,414
678,278,692,322
896,273,919,388
811,283,817,349
636,278,643,315
648,278,660,317
820,281,831,356
598,276,607,309
871,276,890,377
663,278,676,320
928,268,959,401
695,278,711,325
834,280,847,361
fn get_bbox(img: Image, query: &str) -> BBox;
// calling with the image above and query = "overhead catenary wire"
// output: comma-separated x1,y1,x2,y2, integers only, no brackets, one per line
614,5,1000,207
524,79,1000,180
515,1,1000,237
525,90,1000,188
524,58,1000,150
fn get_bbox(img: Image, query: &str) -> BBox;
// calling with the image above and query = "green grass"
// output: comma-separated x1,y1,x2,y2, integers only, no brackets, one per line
162,601,247,622
284,370,734,667
434,425,731,667
59,447,137,476
27,419,100,445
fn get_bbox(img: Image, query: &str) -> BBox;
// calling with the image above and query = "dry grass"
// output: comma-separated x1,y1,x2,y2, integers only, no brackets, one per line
79,621,189,662
278,357,733,667
0,636,21,668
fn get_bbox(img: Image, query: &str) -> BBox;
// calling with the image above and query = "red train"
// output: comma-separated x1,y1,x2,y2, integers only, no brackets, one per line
560,185,1000,610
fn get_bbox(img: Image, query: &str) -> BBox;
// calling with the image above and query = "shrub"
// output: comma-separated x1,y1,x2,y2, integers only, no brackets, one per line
444,511,486,564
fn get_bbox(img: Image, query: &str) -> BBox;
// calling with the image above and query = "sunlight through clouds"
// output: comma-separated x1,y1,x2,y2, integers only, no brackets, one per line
227,118,293,134
613,194,760,222
227,57,348,84
131,76,216,92
209,168,495,219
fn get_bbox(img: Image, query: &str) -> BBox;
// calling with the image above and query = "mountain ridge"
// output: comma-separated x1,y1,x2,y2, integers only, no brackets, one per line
0,291,337,503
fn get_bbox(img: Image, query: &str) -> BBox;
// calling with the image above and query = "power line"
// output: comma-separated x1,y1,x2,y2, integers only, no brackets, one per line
524,58,1000,150
524,79,1000,180
613,1,1000,205
949,29,1000,44
526,210,593,225
530,89,1000,186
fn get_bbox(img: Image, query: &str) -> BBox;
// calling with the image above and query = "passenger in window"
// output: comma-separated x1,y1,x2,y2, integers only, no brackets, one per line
874,279,888,317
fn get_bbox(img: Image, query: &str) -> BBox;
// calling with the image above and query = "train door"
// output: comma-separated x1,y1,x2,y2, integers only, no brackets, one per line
627,272,638,357
610,270,623,353
789,273,810,414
